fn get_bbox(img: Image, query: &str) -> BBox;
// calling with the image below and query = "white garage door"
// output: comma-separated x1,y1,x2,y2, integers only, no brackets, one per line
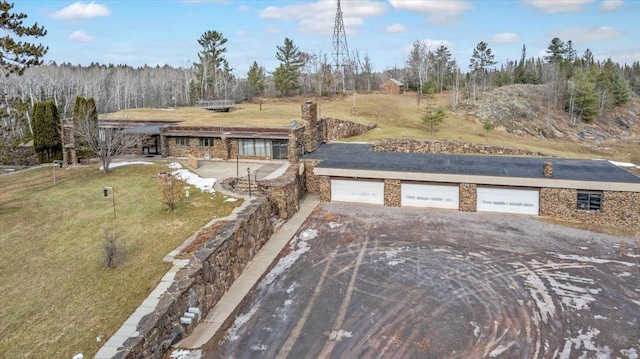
477,187,539,215
401,183,459,209
331,179,384,205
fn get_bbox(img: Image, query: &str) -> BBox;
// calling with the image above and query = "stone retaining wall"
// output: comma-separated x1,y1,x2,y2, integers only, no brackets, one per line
258,164,306,220
301,159,323,194
319,118,377,142
540,188,640,229
115,198,275,359
371,139,548,156
111,165,310,358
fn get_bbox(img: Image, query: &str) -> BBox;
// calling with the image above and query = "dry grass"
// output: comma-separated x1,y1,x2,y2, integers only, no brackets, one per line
0,163,240,358
101,92,640,163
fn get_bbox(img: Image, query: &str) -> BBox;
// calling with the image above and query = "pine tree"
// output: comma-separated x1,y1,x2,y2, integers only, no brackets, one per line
0,1,48,76
273,38,304,96
194,30,228,99
422,95,446,134
566,68,598,123
32,100,62,163
247,61,266,98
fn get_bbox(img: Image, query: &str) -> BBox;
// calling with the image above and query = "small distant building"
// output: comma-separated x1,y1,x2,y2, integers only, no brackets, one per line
380,78,404,95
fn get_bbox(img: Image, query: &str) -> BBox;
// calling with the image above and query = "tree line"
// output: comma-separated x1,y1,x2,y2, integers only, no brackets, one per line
1,0,639,163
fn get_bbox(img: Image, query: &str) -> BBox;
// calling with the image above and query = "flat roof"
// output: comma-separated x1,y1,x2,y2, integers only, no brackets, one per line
305,143,640,184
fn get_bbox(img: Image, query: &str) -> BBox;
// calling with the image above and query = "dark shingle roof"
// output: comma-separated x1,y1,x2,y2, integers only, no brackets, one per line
304,143,640,183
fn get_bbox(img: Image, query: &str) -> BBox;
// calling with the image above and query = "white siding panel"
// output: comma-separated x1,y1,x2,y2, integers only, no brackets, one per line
477,187,539,215
401,183,459,209
331,180,384,205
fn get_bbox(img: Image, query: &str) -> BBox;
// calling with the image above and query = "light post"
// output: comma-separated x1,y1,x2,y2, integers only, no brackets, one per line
52,160,63,185
103,187,116,219
247,167,251,198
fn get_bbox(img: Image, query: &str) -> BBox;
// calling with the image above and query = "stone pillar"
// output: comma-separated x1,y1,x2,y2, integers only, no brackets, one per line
221,136,230,160
159,127,168,157
288,127,304,163
543,161,553,178
302,100,318,153
459,183,477,212
318,176,331,202
384,179,401,207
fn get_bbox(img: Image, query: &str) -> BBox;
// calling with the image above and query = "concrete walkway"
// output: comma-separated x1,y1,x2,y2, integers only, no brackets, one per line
177,194,320,349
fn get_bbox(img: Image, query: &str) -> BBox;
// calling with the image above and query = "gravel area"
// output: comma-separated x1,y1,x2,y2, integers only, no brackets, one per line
203,203,640,359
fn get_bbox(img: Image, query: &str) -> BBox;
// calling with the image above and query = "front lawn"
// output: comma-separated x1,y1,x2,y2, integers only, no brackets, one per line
0,163,240,358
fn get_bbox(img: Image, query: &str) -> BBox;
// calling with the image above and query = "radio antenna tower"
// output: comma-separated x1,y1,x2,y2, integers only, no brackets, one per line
332,0,350,93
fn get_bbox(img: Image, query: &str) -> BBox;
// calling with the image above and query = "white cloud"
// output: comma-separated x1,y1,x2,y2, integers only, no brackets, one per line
259,0,386,35
69,30,95,42
386,23,407,33
600,0,624,11
551,26,626,44
388,0,472,24
521,0,595,13
51,2,111,20
492,32,521,44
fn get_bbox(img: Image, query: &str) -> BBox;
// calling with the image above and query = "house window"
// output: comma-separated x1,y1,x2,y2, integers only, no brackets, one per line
238,139,269,157
577,191,602,211
199,138,214,147
175,137,190,147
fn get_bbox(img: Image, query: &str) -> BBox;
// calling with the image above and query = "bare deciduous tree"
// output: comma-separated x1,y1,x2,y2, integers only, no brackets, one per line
73,109,139,173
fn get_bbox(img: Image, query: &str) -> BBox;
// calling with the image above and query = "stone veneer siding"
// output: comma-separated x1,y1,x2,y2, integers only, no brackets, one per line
372,139,548,156
301,159,323,194
166,136,227,159
384,180,401,207
459,183,477,212
540,188,640,229
318,176,331,202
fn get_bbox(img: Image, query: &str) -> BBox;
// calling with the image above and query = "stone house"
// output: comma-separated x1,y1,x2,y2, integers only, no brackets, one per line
379,78,405,94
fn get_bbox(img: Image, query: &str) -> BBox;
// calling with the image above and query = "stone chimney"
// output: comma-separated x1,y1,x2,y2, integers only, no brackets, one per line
302,100,318,153
543,161,553,178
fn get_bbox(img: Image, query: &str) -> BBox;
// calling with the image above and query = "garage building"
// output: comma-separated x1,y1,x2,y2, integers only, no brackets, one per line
306,143,640,229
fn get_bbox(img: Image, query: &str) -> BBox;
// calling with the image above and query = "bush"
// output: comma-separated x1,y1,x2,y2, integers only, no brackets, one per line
103,229,126,269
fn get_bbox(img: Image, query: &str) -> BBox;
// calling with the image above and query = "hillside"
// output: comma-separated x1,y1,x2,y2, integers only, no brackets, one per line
101,87,640,165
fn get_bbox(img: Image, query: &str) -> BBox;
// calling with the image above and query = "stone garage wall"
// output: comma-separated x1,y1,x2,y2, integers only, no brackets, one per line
384,180,401,207
318,176,331,202
371,139,548,156
318,118,377,142
540,188,640,229
459,183,477,212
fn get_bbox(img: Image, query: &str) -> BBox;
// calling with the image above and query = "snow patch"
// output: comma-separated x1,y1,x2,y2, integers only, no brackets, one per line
250,344,267,352
470,321,480,338
224,198,238,202
561,328,611,358
609,160,640,169
286,282,298,294
284,299,293,306
552,253,636,267
169,349,202,359
618,272,632,277
226,304,260,341
489,343,512,357
621,348,639,359
328,222,341,229
167,162,182,169
100,161,153,171
328,330,353,341
593,315,607,320
170,168,217,193
260,229,317,286
72,354,83,359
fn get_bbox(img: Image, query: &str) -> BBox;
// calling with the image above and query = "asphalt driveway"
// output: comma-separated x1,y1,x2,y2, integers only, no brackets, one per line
203,203,640,359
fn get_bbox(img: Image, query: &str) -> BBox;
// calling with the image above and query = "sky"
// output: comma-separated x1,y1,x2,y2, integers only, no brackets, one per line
14,0,640,76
